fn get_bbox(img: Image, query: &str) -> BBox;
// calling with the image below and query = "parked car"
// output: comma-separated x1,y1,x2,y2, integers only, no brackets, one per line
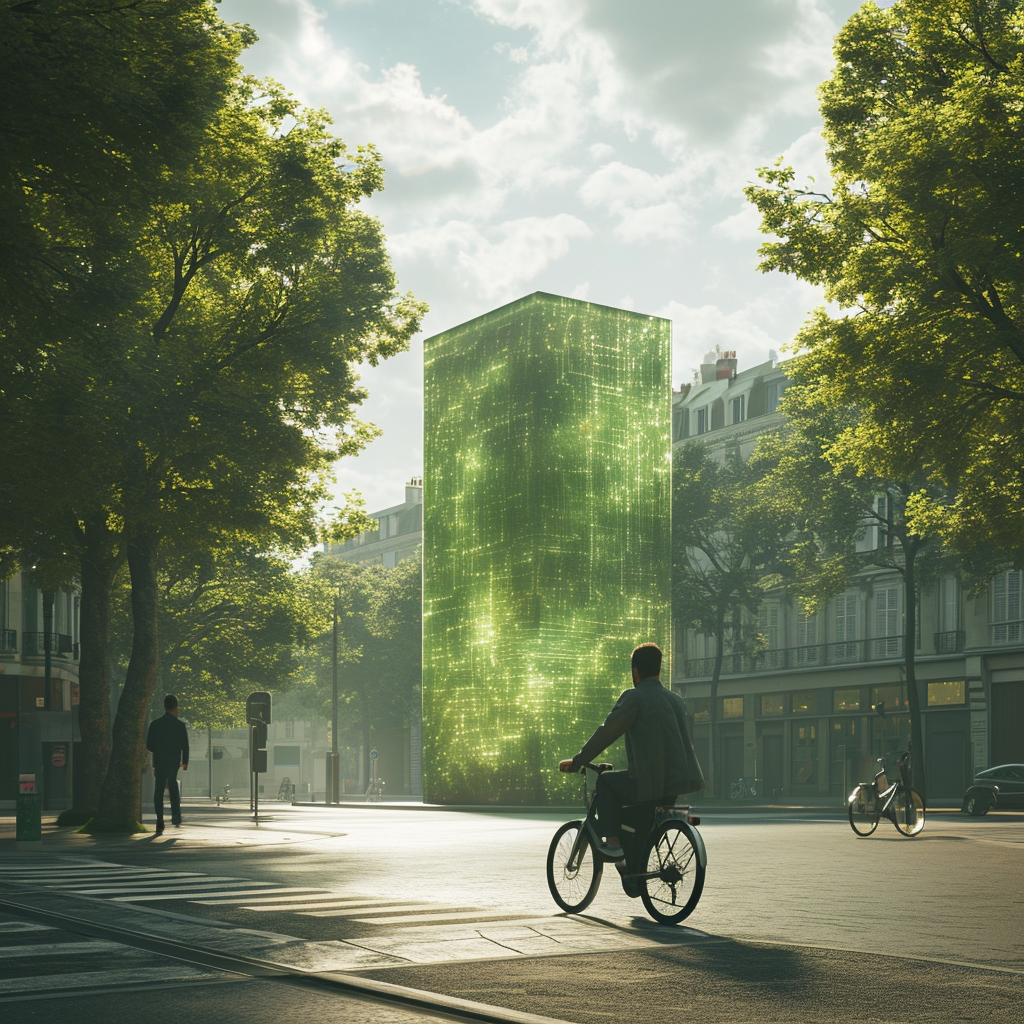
962,764,1024,815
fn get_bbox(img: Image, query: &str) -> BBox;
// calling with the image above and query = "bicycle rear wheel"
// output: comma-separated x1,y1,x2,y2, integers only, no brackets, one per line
639,820,705,925
848,785,878,837
893,788,925,836
546,820,602,913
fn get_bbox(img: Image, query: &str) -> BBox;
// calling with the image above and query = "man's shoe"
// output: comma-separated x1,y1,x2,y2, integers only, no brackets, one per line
155,824,164,835
615,859,641,899
171,818,182,826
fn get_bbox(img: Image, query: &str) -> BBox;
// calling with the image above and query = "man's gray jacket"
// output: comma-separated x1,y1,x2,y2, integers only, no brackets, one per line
571,678,705,799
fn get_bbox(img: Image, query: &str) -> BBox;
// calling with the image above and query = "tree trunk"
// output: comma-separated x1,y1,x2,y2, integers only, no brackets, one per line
93,525,160,832
904,542,927,804
66,517,121,819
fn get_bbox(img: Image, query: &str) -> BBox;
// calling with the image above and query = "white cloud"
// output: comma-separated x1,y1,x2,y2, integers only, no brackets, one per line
390,214,592,299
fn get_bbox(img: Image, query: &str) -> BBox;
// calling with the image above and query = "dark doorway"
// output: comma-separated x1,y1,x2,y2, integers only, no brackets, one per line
721,731,744,796
991,681,1024,764
927,727,968,800
762,733,783,799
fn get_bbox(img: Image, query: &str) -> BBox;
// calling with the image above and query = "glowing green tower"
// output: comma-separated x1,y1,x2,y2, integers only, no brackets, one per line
423,292,671,805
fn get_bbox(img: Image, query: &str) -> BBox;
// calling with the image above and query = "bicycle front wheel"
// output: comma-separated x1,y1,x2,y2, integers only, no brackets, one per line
893,788,925,836
639,821,705,925
546,820,602,913
848,785,878,837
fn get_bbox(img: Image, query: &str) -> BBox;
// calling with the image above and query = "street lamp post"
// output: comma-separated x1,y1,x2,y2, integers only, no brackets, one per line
330,589,340,804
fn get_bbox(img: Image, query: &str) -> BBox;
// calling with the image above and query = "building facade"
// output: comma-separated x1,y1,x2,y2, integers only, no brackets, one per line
672,354,1024,802
327,478,423,566
0,572,81,810
423,292,672,805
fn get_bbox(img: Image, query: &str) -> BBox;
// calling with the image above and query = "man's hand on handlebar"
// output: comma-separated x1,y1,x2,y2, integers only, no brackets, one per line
558,759,577,773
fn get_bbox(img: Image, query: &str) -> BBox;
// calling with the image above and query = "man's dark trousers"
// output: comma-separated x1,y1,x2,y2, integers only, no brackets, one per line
154,767,181,827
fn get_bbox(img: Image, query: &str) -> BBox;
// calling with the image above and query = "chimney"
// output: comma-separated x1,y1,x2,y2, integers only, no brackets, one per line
699,349,719,384
716,350,738,381
406,477,423,504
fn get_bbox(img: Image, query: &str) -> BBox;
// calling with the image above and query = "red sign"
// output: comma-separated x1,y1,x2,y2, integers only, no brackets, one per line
51,747,66,767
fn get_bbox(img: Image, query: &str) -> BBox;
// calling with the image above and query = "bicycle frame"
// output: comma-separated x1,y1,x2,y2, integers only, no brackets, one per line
566,763,704,886
860,753,911,819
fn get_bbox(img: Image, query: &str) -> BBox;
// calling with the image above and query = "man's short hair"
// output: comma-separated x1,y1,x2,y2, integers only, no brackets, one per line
631,643,662,679
164,694,179,711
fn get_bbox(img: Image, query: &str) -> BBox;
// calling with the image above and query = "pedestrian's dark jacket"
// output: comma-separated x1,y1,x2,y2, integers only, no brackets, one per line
146,712,189,771
571,678,705,799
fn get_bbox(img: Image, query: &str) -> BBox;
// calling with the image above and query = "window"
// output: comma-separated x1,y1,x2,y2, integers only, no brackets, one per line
760,694,785,716
689,697,710,721
792,722,818,785
757,601,781,668
833,689,861,712
767,381,787,413
874,585,900,658
721,697,743,718
834,593,858,661
992,570,1023,644
927,681,965,706
791,691,817,714
696,406,710,435
795,610,819,665
273,746,301,768
729,394,745,425
871,684,908,713
940,576,959,633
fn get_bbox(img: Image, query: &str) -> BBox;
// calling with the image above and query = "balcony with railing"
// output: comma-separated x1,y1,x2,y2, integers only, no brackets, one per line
683,635,908,679
22,632,74,658
934,630,965,654
0,629,16,655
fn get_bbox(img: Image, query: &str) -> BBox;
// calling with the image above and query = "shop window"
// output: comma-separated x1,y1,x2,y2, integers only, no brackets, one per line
870,684,908,713
690,697,710,721
927,681,965,706
760,694,785,716
792,722,818,785
833,689,861,712
791,691,817,714
273,745,301,768
721,697,743,718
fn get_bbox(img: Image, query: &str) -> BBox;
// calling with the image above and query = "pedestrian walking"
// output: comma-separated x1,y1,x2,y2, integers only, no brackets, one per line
146,694,189,834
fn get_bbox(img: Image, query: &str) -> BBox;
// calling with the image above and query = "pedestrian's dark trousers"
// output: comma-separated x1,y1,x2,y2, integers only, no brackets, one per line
153,766,181,825
595,770,637,842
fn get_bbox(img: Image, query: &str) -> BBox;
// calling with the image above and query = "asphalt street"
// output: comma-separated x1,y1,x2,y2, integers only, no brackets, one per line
1,800,1021,1022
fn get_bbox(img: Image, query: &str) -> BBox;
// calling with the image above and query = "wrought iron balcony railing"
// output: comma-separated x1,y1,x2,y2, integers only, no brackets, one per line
22,632,73,658
0,629,16,654
934,630,965,654
683,635,907,679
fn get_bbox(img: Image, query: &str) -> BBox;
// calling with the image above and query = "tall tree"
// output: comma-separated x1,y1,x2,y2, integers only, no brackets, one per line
745,0,1024,569
673,442,792,797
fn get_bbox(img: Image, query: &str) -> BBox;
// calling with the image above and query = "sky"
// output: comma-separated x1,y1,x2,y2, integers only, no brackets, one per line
217,0,873,517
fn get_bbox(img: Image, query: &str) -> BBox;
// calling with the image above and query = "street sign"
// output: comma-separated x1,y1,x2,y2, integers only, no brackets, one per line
51,746,66,767
19,774,35,794
246,691,272,725
370,748,379,760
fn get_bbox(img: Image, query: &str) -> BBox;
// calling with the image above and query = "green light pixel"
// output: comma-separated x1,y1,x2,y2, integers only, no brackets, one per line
423,292,671,805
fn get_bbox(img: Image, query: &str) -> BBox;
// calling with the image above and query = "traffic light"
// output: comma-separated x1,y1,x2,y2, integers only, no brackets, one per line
246,691,272,726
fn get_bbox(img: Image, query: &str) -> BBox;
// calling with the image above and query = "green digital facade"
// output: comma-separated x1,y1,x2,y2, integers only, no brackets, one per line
423,292,671,805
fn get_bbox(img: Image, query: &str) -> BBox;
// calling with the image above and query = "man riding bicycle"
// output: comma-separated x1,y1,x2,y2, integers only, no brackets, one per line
559,643,704,880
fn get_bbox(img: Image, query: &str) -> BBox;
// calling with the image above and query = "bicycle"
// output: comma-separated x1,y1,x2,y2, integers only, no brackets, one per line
365,777,385,802
215,783,230,805
848,750,925,837
546,762,707,924
730,776,759,800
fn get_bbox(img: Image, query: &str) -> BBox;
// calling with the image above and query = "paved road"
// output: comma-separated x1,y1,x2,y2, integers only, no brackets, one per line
2,802,1021,1022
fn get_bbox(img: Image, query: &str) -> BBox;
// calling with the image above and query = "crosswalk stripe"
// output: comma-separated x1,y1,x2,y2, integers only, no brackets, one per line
73,879,254,894
111,888,287,902
0,965,220,994
0,940,131,959
302,903,458,918
194,890,329,904
353,909,536,925
238,898,388,912
0,922,53,934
